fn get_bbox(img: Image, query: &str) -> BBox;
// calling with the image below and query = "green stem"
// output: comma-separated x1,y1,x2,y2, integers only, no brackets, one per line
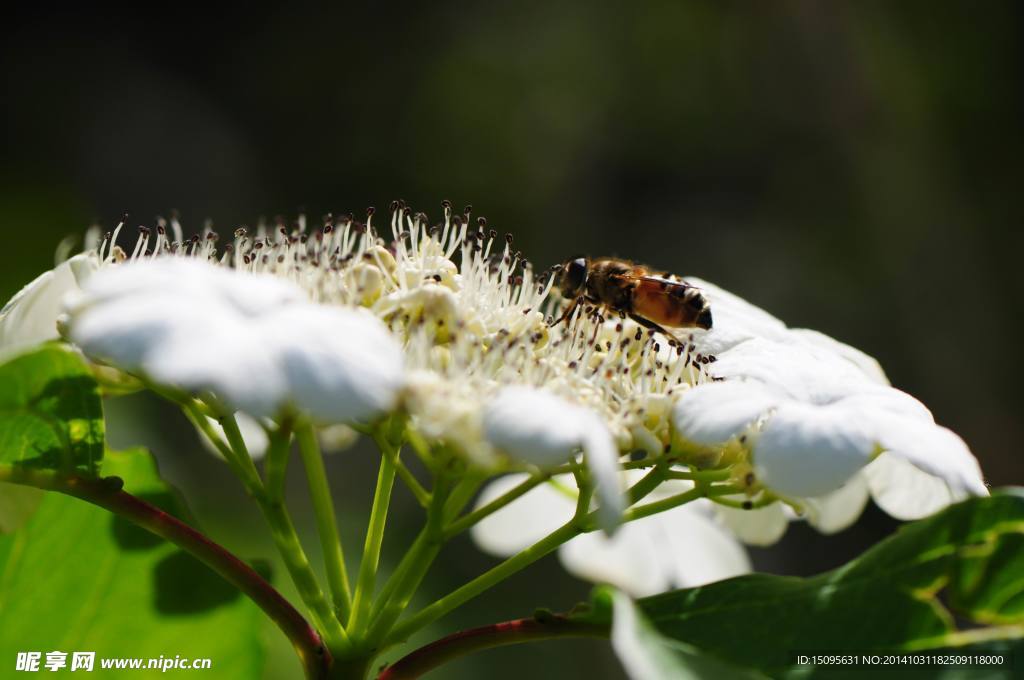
665,467,733,483
403,427,439,474
259,497,352,653
626,466,665,505
366,479,450,642
183,403,263,497
389,455,430,508
386,479,720,645
366,530,431,628
348,446,397,634
0,467,332,680
297,424,353,624
263,423,292,501
443,473,547,540
219,411,266,491
378,614,606,679
622,484,739,523
386,521,580,644
443,473,484,523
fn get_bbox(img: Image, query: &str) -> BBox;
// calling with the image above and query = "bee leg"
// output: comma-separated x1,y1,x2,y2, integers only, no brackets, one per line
627,313,677,345
589,316,602,345
550,296,582,328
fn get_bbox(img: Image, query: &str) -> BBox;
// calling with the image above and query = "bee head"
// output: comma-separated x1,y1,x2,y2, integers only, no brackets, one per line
556,256,588,299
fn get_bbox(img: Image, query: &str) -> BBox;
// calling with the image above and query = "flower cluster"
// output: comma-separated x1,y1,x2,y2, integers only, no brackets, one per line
0,203,987,595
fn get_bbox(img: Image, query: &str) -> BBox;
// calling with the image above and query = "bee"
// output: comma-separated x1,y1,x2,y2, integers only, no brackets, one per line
552,257,712,339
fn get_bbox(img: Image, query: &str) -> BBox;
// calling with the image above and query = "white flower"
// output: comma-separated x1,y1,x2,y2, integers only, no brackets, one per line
482,386,625,531
63,257,403,424
471,473,749,596
0,252,98,361
9,205,984,556
672,282,987,527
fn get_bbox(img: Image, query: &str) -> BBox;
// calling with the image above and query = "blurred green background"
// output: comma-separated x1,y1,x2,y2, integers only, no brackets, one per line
2,3,1022,678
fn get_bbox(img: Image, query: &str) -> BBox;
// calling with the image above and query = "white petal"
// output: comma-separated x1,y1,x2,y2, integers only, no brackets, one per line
870,416,986,500
863,420,987,521
715,500,789,546
0,252,98,360
73,257,304,314
469,474,576,557
755,391,985,512
864,455,957,520
260,306,404,423
143,311,287,417
610,590,688,680
712,337,873,404
483,387,625,530
207,266,307,316
755,402,876,497
582,413,627,533
671,381,780,445
560,501,750,596
66,259,404,423
802,474,870,534
559,524,670,597
789,328,889,386
70,292,219,371
837,386,934,423
685,277,789,354
483,387,592,467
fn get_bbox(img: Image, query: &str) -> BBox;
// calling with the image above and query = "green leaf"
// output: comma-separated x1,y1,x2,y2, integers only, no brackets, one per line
579,490,1024,678
0,448,266,678
0,344,103,476
597,587,764,679
0,481,42,533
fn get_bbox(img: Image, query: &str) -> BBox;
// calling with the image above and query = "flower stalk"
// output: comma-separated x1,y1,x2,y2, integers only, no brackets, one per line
298,423,354,623
348,438,397,635
378,614,607,679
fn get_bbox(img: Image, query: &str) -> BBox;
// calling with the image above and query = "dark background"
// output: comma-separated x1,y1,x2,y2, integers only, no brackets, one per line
3,3,1022,678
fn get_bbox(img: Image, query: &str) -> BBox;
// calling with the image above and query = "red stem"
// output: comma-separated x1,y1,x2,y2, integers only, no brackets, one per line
377,615,607,679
